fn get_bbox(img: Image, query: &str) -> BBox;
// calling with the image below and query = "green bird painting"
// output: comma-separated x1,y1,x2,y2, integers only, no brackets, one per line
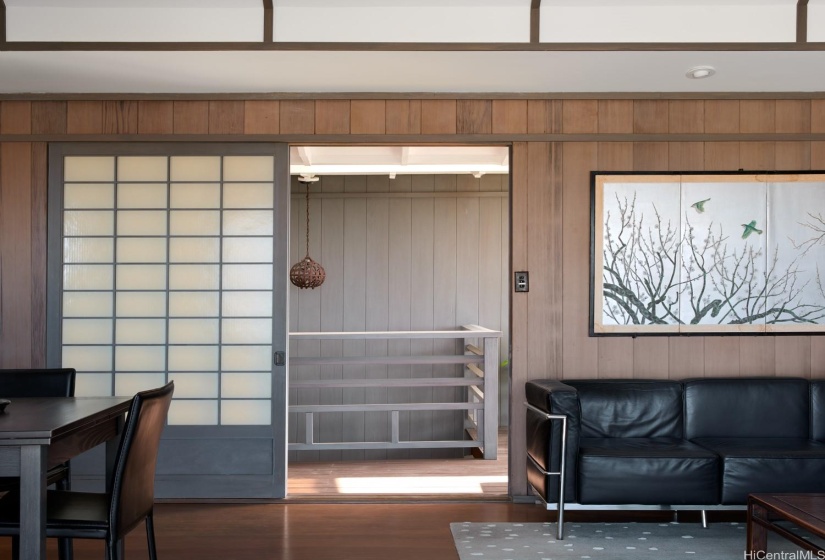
741,220,764,239
690,198,711,213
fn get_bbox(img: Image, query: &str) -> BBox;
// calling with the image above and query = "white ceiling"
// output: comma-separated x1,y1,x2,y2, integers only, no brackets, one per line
1,0,824,95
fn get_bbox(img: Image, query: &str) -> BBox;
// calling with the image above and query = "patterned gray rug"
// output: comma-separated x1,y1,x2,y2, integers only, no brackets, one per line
450,521,808,559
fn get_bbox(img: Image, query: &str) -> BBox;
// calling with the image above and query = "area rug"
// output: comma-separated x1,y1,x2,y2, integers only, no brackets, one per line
450,521,809,560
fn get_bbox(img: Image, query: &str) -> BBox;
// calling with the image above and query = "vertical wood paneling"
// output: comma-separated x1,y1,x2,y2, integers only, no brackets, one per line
669,101,704,134
315,100,350,135
776,100,811,133
103,101,138,134
633,100,669,133
493,100,528,134
385,100,421,135
705,101,739,134
31,102,67,134
812,100,825,133
598,100,633,133
776,142,810,170
173,101,209,134
280,100,315,134
30,143,48,367
562,100,598,134
67,101,103,134
0,143,33,367
421,100,457,135
207,101,244,135
0,102,32,134
137,101,174,135
561,142,599,378
457,100,492,134
633,142,668,170
740,142,776,170
351,101,386,135
243,101,280,134
705,142,740,170
775,336,812,378
669,143,705,170
740,100,776,133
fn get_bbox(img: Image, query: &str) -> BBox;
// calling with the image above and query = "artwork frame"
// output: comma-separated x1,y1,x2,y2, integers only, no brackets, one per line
590,170,825,336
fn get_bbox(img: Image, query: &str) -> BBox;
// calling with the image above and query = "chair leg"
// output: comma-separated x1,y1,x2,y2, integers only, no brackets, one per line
11,535,19,560
58,536,74,560
147,511,158,560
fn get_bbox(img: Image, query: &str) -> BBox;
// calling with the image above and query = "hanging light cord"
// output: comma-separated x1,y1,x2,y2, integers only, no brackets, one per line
304,182,311,258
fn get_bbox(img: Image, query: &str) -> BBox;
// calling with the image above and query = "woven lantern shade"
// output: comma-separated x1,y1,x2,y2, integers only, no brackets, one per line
290,176,326,289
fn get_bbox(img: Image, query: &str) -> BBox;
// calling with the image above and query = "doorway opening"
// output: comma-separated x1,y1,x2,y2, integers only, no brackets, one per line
286,145,511,500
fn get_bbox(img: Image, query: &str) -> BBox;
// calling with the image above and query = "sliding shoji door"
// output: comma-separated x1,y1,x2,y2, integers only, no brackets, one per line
47,143,289,498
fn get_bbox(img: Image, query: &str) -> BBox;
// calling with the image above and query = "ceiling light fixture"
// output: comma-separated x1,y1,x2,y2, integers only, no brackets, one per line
685,66,716,80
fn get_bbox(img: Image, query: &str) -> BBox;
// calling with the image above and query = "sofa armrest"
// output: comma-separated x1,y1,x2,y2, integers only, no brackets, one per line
525,380,581,503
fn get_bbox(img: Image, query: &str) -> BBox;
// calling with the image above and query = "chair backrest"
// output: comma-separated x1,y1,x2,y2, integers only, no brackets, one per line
0,368,76,398
109,382,174,539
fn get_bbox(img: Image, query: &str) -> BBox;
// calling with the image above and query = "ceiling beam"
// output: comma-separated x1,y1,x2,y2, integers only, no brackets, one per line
798,0,809,43
263,0,273,43
530,0,541,44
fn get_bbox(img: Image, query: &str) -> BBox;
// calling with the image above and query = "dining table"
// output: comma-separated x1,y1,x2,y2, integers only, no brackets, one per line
0,396,132,560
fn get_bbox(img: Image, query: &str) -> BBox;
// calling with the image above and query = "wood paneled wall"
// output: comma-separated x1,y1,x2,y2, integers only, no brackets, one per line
2,97,825,496
287,174,509,462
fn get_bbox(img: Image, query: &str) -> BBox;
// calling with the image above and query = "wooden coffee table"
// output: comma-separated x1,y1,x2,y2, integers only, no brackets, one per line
748,493,825,554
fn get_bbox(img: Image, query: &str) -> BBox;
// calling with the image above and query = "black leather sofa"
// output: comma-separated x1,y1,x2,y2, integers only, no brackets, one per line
525,377,825,537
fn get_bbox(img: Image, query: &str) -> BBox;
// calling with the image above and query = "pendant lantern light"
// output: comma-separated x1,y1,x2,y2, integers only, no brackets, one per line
290,175,326,289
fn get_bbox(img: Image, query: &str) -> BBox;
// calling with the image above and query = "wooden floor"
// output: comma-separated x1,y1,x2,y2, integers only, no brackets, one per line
287,429,509,499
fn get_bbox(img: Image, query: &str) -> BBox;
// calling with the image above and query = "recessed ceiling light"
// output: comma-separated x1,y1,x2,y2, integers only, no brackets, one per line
686,66,716,80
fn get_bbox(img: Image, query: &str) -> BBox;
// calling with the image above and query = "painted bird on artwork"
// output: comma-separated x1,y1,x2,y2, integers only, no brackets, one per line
741,220,764,239
690,198,711,213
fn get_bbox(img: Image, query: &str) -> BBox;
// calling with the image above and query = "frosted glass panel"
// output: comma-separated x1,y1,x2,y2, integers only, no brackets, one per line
65,157,115,182
170,183,221,209
115,373,167,396
116,238,167,263
221,372,271,398
222,237,273,263
221,400,271,425
222,292,272,317
221,345,271,371
170,156,221,181
168,373,218,398
63,319,113,344
168,318,219,344
116,292,167,317
64,211,114,236
76,373,113,397
223,210,273,236
168,346,219,371
168,292,220,317
222,319,272,344
64,238,114,263
169,264,220,290
62,346,112,372
170,238,220,263
117,211,167,236
64,292,113,317
64,265,113,290
170,210,220,235
223,156,274,182
115,346,166,371
64,184,114,209
223,265,273,289
224,183,274,208
116,265,167,290
116,319,167,344
168,400,218,425
117,183,168,209
117,156,168,181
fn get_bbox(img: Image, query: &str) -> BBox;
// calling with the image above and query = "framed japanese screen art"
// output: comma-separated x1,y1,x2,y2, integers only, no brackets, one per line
591,171,825,335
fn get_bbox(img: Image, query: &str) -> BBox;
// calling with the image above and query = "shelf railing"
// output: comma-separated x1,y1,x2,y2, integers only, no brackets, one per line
288,324,501,459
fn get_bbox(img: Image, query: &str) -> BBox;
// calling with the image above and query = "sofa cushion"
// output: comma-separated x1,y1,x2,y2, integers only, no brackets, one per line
684,378,810,439
567,381,683,439
577,438,719,505
692,437,825,504
812,380,825,442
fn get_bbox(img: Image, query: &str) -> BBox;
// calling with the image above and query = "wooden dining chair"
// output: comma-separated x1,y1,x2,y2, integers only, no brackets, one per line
0,381,174,560
0,368,77,560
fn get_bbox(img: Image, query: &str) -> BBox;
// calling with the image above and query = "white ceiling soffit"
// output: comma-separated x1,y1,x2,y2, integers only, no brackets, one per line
289,146,510,176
